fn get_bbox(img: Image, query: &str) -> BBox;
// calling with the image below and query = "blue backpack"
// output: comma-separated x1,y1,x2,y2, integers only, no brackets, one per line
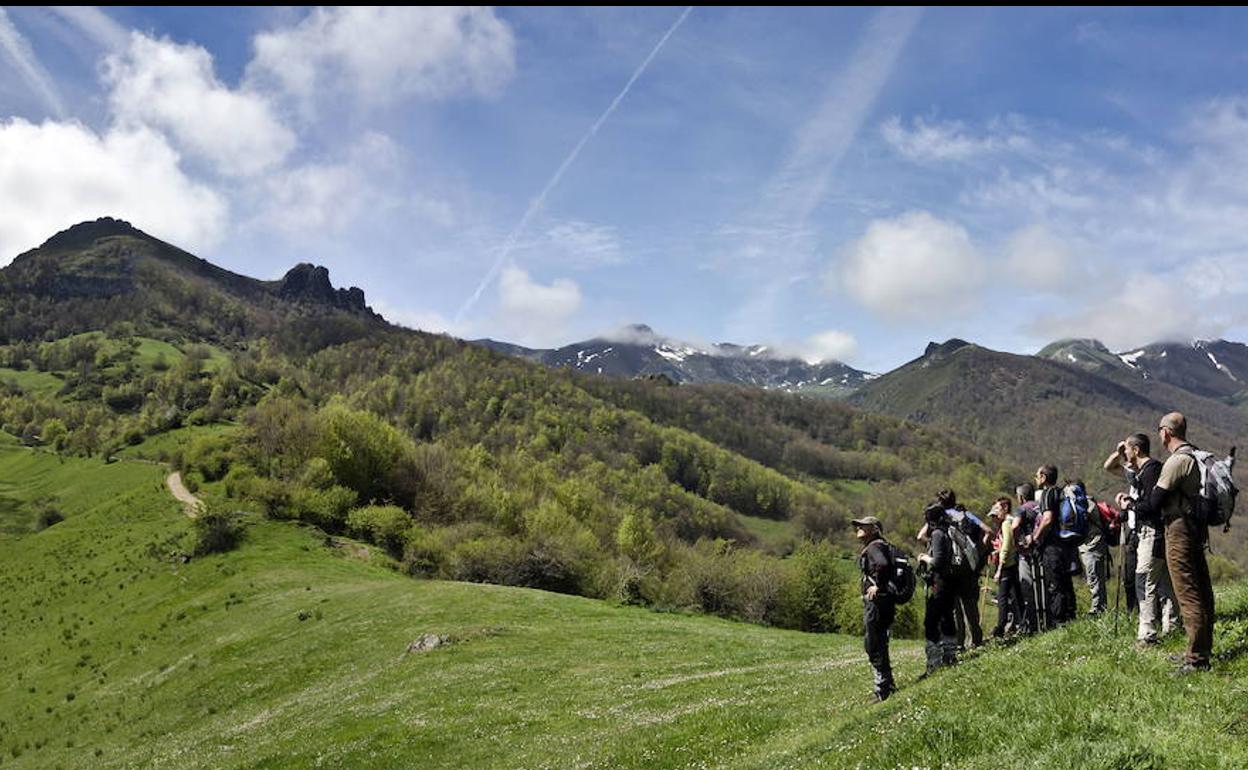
1058,483,1090,543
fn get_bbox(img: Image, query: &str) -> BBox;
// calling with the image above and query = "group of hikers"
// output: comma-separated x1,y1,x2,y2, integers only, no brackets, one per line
854,411,1236,702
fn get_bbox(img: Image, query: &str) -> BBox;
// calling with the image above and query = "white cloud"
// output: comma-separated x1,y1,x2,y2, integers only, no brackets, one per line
247,132,404,240
409,194,457,229
247,7,515,112
497,265,582,345
800,329,858,364
880,115,1033,163
884,101,1248,349
1002,224,1079,291
1027,271,1233,350
104,32,295,177
257,162,363,236
837,211,986,319
536,220,624,269
371,299,464,338
0,118,226,264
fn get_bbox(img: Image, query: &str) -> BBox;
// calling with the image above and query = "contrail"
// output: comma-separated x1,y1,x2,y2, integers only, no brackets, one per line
455,6,693,324
48,6,130,52
0,8,67,118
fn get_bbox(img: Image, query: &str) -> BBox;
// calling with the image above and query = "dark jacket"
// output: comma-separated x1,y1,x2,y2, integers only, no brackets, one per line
860,537,892,598
1127,458,1164,526
927,526,952,576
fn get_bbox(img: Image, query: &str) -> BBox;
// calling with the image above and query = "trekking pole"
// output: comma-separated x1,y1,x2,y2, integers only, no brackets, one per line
1027,553,1041,634
1035,556,1048,632
1118,549,1128,633
977,573,986,640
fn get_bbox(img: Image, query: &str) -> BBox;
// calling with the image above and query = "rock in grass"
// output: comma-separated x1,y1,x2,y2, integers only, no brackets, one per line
406,634,449,654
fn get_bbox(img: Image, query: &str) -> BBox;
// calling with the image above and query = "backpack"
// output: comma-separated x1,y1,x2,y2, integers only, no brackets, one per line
1094,500,1121,547
1058,483,1090,544
886,543,916,604
863,540,916,604
949,508,990,568
947,525,979,575
1016,501,1040,543
1178,446,1238,532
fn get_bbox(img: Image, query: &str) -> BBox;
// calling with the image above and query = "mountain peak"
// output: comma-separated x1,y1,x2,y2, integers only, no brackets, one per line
37,217,149,253
923,338,971,358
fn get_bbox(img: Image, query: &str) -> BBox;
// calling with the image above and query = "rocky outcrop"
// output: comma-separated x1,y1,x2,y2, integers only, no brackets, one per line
277,263,371,314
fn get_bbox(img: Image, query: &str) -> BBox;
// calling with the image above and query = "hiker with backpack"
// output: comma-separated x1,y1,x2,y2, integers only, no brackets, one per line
855,516,911,701
917,503,959,675
939,490,991,649
989,496,1027,638
1108,433,1180,647
1120,413,1229,673
1026,465,1078,627
1013,483,1042,635
1107,442,1141,614
1078,482,1110,616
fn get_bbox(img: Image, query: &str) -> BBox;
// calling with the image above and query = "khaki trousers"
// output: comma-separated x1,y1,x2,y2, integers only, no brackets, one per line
1164,517,1215,666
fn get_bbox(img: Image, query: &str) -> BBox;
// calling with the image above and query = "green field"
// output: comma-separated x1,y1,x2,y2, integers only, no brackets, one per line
0,367,65,398
738,513,799,553
2,445,1248,769
0,445,161,537
115,423,240,463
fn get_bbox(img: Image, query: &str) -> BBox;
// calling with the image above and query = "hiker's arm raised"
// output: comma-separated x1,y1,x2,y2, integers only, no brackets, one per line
1104,443,1126,473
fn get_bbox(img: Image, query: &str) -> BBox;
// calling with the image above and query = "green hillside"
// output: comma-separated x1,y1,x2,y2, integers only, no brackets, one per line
3,443,1248,769
0,220,1022,633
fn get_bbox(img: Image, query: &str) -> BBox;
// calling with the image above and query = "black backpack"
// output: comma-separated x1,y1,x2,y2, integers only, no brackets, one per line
863,541,916,604
886,543,917,604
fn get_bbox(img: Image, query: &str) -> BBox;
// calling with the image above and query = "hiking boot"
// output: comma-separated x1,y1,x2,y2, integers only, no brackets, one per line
1174,662,1210,676
917,665,942,682
1166,653,1185,664
873,686,896,703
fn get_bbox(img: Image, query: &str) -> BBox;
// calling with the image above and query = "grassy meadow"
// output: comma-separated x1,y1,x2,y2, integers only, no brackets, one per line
2,441,1248,769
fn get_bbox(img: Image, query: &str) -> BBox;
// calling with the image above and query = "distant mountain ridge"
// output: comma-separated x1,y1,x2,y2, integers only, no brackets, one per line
852,336,1248,492
1038,337,1248,401
473,324,876,396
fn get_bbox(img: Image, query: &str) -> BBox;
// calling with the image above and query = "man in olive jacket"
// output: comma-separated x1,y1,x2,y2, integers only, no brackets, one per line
1121,412,1214,673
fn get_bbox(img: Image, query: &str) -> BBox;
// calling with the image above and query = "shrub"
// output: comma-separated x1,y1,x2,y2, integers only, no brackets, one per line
390,442,456,517
447,535,526,585
191,507,243,556
317,404,413,504
183,434,236,482
290,484,357,530
401,525,447,576
668,539,793,625
35,503,65,531
517,501,604,596
347,505,411,557
786,540,850,633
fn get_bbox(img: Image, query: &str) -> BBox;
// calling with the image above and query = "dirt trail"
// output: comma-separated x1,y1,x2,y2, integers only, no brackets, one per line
166,471,203,518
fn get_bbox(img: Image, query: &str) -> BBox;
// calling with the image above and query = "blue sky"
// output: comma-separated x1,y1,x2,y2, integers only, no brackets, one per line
4,7,1248,372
